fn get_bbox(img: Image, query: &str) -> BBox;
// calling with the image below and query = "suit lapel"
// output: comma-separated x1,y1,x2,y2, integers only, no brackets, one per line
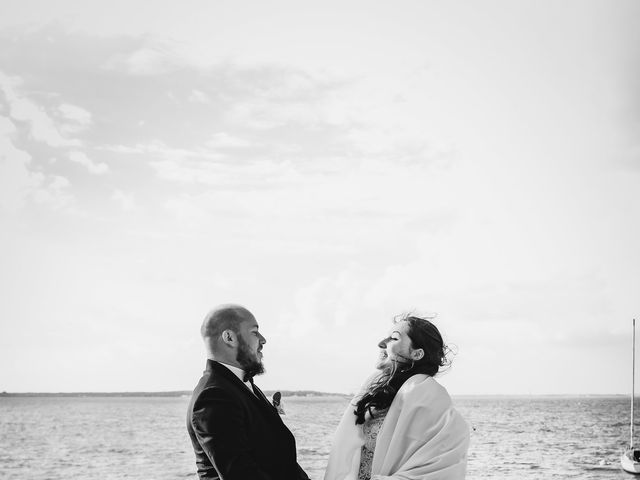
209,361,280,417
250,380,281,418
251,381,272,405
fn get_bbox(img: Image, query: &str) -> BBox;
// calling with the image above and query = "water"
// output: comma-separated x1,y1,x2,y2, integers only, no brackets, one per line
0,395,634,479
456,396,633,479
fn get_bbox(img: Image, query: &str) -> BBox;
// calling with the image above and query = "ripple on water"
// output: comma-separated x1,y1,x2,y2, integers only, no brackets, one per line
0,395,635,480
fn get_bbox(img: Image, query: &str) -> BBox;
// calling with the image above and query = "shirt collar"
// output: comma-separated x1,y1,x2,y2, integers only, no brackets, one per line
217,361,252,389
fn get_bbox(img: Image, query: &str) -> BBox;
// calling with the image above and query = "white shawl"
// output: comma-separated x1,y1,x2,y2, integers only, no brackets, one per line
324,374,469,480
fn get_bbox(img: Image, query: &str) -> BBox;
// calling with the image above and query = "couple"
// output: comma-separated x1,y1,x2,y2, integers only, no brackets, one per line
186,304,470,480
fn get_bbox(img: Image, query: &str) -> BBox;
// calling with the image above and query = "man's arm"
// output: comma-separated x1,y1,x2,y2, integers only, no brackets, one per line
191,386,271,480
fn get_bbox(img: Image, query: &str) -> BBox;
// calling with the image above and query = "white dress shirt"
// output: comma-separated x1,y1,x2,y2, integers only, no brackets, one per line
216,361,254,392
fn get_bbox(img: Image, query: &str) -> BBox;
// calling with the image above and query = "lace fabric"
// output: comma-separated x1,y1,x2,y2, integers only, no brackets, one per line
357,408,389,480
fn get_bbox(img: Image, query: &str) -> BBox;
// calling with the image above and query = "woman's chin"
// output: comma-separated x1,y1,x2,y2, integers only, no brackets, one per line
375,359,390,370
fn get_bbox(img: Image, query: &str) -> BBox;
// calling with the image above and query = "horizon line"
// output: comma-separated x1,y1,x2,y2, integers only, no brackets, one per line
0,390,632,397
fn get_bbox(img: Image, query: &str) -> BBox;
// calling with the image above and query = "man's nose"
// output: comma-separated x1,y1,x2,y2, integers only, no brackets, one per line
259,333,266,344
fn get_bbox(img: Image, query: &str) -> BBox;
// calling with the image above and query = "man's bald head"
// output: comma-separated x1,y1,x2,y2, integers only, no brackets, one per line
201,304,255,341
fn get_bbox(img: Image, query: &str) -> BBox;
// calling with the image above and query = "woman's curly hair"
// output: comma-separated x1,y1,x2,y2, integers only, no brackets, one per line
353,314,451,425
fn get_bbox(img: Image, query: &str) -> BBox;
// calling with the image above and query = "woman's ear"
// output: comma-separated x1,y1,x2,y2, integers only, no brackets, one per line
412,348,424,361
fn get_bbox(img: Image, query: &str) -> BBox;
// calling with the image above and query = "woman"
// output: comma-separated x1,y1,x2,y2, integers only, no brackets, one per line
324,314,469,480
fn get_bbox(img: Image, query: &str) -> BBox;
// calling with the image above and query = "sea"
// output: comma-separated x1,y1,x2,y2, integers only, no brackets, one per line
0,394,634,479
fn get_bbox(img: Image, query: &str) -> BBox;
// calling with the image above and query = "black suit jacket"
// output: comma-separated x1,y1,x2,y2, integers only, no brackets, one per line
187,360,309,480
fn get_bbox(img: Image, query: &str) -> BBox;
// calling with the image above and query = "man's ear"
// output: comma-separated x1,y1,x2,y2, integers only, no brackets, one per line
221,329,237,346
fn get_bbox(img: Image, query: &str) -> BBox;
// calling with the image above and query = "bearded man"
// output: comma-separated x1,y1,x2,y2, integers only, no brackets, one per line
187,304,309,480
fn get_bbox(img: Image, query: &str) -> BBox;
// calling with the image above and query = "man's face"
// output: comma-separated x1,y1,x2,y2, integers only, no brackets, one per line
236,316,266,378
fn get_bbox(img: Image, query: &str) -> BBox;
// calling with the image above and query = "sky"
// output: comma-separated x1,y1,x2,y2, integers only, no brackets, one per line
0,0,639,395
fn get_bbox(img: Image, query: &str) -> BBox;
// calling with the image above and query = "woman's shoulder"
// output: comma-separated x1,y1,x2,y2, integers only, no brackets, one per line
396,374,452,410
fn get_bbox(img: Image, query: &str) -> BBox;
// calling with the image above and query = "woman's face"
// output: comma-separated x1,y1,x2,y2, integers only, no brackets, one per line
375,321,420,370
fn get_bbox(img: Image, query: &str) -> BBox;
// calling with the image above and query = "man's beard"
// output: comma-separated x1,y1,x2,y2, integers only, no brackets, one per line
236,335,265,379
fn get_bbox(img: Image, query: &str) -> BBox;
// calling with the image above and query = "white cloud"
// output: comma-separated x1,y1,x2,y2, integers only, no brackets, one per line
227,98,326,130
0,71,21,97
50,176,70,188
206,132,252,149
57,103,92,134
32,175,74,211
103,46,183,76
11,97,82,147
0,117,43,211
102,140,225,159
57,103,92,124
0,117,73,212
112,189,137,212
150,154,296,187
0,71,82,147
284,268,370,335
68,150,109,174
188,89,210,103
156,155,454,223
164,195,210,228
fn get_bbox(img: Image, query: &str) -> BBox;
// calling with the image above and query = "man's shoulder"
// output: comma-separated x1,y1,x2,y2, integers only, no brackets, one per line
198,362,253,398
195,363,237,391
190,376,244,415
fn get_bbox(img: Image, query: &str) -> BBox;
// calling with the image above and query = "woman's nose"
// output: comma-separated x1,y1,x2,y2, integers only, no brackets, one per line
377,338,387,349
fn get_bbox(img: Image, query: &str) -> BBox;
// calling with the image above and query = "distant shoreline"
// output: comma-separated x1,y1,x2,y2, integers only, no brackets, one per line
0,390,351,398
0,391,627,398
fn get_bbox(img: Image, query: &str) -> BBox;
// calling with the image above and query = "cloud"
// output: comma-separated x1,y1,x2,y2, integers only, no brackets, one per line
0,117,75,212
154,153,457,229
149,154,296,188
32,175,74,211
0,117,43,211
205,132,252,149
102,45,185,76
68,150,109,174
227,99,323,130
188,89,210,104
130,137,286,186
0,27,376,175
57,103,92,134
102,140,225,159
111,189,137,212
164,194,210,228
0,71,81,147
284,268,372,334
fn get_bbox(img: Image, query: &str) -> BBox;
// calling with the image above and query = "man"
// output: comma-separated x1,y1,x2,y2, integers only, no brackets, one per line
187,304,309,480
